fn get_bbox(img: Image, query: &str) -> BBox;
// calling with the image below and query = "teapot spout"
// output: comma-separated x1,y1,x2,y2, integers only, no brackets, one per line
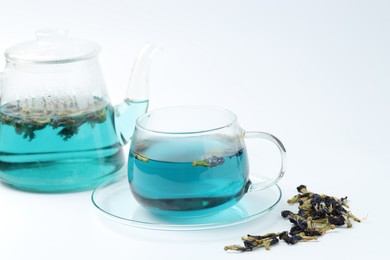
0,72,3,97
113,99,149,145
114,43,161,145
126,43,161,102
0,72,3,104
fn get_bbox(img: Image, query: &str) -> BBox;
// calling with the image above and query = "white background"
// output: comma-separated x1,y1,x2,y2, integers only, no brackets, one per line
0,0,389,259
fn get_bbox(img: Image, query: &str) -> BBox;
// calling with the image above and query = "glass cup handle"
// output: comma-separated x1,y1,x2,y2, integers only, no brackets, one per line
244,131,287,192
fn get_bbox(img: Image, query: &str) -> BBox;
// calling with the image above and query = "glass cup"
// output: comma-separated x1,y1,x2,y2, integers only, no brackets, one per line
128,106,286,217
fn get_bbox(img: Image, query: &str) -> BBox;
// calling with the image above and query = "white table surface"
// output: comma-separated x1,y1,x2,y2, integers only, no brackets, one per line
1,1,389,259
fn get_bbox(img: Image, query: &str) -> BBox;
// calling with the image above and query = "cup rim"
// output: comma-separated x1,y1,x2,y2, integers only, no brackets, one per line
136,105,238,135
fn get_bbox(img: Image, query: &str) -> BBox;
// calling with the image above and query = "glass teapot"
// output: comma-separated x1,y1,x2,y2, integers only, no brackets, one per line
0,29,159,192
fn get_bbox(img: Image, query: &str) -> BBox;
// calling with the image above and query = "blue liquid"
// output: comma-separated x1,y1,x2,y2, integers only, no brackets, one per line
0,98,148,192
128,138,250,216
114,100,149,145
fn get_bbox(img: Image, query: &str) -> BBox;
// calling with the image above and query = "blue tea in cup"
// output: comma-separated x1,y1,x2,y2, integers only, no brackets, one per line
128,106,286,217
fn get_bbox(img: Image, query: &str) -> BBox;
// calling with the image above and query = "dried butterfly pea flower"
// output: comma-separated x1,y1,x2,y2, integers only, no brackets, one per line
192,155,225,168
0,97,108,141
224,185,363,253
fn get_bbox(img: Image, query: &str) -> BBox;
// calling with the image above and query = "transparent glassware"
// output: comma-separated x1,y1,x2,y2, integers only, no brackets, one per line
128,106,287,217
0,28,160,192
91,174,282,230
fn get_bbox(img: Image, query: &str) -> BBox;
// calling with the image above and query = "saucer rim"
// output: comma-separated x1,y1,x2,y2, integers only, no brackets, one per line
91,176,282,231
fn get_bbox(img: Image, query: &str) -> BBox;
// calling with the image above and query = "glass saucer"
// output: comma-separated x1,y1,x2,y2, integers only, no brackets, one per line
91,176,282,231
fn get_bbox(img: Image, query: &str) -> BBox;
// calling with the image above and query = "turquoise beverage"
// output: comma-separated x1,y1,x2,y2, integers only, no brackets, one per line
128,137,250,216
0,30,160,192
127,106,287,217
0,97,148,192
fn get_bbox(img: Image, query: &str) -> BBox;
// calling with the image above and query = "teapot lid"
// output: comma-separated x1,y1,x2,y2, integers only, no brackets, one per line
4,28,100,64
